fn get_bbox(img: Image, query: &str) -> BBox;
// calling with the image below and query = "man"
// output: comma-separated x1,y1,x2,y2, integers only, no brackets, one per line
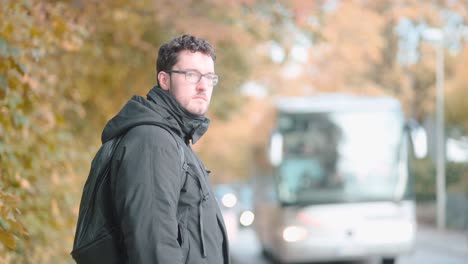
103,35,229,263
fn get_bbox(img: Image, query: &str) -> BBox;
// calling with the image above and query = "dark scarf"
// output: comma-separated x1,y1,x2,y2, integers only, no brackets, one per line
147,86,210,144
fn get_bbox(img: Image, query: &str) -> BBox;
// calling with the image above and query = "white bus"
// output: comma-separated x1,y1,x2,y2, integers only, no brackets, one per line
252,94,427,264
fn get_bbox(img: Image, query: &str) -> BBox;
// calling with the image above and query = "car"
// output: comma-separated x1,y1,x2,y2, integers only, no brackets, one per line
213,184,255,242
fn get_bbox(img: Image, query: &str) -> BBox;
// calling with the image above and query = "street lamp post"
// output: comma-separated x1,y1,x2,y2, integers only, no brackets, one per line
435,38,446,230
421,27,446,229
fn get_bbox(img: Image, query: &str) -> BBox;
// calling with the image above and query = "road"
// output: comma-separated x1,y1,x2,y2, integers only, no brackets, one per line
229,226,468,264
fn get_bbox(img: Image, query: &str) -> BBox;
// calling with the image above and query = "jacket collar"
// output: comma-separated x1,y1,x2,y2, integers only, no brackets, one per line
147,86,210,144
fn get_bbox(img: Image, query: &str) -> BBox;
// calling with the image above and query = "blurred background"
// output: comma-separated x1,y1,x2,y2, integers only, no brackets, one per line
1,0,467,263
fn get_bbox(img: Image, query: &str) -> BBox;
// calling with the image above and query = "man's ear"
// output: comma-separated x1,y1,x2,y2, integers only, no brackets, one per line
158,71,170,91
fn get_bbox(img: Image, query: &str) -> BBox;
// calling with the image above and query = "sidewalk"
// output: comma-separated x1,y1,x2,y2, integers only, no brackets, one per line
417,225,468,257
416,202,468,257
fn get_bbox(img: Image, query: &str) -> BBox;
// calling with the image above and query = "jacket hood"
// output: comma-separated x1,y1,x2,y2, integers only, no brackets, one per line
101,87,210,144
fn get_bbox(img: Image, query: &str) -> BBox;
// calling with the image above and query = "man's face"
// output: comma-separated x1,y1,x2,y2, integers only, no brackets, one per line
160,50,215,116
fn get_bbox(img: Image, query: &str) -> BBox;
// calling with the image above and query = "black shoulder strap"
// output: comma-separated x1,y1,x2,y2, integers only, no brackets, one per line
148,124,185,172
108,124,186,185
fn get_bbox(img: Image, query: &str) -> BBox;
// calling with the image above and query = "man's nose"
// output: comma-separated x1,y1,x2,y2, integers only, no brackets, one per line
196,76,209,91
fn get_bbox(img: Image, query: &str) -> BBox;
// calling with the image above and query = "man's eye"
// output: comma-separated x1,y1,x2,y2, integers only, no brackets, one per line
186,72,197,78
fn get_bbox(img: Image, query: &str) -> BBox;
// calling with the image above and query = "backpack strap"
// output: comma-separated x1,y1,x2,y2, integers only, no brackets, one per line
148,124,185,174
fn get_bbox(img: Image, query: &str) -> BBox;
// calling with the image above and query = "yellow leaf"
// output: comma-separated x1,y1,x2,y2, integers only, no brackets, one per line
0,229,16,250
7,220,28,236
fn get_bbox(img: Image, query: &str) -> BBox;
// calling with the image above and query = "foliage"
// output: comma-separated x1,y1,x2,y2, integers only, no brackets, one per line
411,157,468,201
446,44,468,134
1,0,90,262
446,161,468,194
410,158,436,201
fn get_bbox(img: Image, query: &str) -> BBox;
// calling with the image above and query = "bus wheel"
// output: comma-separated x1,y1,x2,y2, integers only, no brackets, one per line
260,247,269,258
382,257,396,264
261,248,282,264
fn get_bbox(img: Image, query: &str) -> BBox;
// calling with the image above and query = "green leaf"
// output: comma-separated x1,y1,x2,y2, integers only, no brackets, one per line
7,94,21,109
8,57,25,75
0,37,19,57
0,142,6,156
0,74,7,99
0,37,9,57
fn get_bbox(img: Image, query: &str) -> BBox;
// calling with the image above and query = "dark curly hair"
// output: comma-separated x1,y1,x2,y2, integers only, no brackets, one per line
156,34,216,85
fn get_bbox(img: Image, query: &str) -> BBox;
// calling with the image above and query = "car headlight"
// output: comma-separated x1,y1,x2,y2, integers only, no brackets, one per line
221,193,237,208
282,225,308,243
239,210,255,227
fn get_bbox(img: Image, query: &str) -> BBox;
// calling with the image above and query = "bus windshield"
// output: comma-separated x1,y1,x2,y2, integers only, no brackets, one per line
276,110,405,205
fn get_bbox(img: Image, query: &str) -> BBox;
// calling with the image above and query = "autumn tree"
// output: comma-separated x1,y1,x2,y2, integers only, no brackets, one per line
1,0,89,261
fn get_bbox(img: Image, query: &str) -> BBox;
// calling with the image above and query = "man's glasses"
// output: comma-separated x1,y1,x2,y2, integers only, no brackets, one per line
167,70,219,86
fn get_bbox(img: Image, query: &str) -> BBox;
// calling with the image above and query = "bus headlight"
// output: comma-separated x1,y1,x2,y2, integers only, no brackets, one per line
239,210,255,227
282,225,308,242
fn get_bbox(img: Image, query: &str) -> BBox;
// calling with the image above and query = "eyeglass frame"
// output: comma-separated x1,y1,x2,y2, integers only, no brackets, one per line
166,70,219,86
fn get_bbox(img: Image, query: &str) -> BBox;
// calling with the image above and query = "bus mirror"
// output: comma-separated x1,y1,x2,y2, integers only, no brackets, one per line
408,122,428,159
269,132,283,166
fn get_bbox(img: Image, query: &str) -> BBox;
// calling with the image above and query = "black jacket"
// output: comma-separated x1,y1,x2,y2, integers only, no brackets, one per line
102,87,229,264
